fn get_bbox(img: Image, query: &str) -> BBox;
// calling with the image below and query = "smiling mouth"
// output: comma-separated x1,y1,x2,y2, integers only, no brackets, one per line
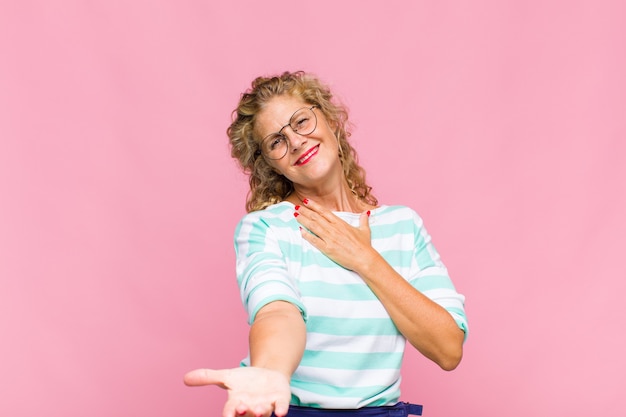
294,145,319,166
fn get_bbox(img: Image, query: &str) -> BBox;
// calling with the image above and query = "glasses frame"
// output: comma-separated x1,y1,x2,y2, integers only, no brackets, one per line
258,105,319,160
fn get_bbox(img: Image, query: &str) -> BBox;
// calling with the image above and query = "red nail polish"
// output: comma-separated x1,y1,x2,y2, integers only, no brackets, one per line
294,205,300,210
294,212,299,217
302,198,309,205
367,210,371,217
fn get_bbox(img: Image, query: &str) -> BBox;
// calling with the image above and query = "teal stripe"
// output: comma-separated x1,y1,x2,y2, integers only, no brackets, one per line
300,350,403,370
299,282,375,300
411,275,455,291
367,396,398,406
414,245,435,268
240,256,286,287
289,392,396,408
376,205,407,216
246,223,271,253
378,249,413,269
294,250,342,268
307,317,399,336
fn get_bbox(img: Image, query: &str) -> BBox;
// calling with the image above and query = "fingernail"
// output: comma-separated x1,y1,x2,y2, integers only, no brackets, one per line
367,210,371,217
294,212,299,217
294,205,300,210
302,198,309,205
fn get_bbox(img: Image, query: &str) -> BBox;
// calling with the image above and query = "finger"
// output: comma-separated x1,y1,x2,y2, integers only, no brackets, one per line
224,399,245,417
273,399,290,417
299,224,325,249
295,211,330,242
251,403,272,417
295,203,342,239
295,215,325,241
300,198,336,222
183,368,226,388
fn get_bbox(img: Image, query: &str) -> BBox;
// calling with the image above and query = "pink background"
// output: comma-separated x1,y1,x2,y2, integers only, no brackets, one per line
1,1,625,416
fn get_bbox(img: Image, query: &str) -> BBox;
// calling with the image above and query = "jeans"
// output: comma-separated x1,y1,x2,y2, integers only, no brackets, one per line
277,402,423,417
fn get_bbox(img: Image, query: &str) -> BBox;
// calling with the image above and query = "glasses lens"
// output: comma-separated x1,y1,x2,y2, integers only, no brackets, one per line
289,107,317,136
261,134,288,160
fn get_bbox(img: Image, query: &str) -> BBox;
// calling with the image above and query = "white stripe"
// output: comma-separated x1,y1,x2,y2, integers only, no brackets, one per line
294,366,400,388
372,233,414,251
235,216,254,257
422,288,466,305
302,297,390,319
296,263,361,284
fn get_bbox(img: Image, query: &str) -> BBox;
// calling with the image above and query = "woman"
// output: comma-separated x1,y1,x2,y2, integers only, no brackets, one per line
184,71,468,417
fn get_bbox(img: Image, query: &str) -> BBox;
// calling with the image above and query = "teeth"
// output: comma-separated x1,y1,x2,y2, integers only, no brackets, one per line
297,146,317,164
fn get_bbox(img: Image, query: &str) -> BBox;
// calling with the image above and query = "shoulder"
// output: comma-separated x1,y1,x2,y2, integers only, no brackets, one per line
371,205,429,239
235,201,297,238
374,205,423,223
237,201,294,225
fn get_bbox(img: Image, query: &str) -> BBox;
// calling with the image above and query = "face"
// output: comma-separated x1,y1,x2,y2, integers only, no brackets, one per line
255,95,342,190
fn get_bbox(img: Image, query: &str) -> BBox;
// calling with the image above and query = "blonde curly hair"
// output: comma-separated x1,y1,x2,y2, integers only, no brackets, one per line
228,71,377,212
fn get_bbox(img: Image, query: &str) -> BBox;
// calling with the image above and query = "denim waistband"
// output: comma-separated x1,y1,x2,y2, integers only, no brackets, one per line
281,402,423,417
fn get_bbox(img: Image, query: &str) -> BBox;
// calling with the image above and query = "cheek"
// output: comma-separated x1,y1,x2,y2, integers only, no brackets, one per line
267,160,286,176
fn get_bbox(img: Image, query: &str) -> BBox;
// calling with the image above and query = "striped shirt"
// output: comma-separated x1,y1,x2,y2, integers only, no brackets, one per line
235,202,467,408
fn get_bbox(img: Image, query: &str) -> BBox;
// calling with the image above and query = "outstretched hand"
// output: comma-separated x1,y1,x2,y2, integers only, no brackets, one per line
184,367,291,417
294,198,376,272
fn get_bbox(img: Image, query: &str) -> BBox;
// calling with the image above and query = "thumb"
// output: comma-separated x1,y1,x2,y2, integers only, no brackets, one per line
359,210,371,231
183,368,227,388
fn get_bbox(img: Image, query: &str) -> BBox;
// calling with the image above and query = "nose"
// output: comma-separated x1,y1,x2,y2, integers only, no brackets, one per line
284,127,307,152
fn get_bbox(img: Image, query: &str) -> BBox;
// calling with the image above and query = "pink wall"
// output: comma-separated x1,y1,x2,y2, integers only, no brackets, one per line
1,1,625,416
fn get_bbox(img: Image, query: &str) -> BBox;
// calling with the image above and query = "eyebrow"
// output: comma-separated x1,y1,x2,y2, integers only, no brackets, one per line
258,113,292,139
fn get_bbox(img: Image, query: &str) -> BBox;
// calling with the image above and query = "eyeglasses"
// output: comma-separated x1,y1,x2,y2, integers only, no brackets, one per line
258,105,318,160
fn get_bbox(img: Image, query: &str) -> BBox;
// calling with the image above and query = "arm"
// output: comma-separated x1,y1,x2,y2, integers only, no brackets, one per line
294,200,465,371
249,300,307,379
185,213,306,417
354,250,464,370
183,302,306,417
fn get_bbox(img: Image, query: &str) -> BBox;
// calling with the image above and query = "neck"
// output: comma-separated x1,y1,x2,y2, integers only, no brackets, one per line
289,180,370,213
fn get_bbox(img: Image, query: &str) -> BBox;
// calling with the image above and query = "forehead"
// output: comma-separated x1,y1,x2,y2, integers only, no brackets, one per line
255,95,309,136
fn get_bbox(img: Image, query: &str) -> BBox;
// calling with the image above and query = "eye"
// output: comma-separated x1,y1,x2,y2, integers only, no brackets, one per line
267,134,286,151
293,116,310,131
